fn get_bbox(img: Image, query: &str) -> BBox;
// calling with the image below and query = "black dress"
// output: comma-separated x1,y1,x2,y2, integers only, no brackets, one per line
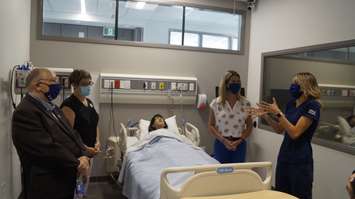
61,95,99,147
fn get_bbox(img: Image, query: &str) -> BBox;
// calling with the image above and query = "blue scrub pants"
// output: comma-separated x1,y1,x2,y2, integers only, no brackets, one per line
276,162,313,199
213,139,246,163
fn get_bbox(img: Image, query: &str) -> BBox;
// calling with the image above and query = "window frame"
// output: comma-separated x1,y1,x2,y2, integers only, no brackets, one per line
38,0,247,54
168,29,240,51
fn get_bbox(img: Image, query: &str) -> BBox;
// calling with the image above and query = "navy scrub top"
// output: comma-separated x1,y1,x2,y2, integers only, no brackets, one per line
278,98,321,164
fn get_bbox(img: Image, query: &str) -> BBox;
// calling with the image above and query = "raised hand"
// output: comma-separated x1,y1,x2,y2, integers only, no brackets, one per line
246,107,268,119
256,97,281,114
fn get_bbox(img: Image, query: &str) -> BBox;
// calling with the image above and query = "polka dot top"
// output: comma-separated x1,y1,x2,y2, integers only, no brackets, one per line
210,97,251,138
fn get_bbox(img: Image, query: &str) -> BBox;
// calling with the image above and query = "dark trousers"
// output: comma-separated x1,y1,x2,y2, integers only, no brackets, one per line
21,166,77,199
276,162,313,199
213,139,246,163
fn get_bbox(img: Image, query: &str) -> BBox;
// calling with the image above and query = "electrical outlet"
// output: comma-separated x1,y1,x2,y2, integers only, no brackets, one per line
177,83,184,90
150,82,156,90
171,82,176,90
189,83,195,91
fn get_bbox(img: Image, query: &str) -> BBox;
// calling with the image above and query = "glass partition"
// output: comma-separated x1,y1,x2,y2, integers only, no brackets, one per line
43,0,116,40
261,41,355,155
118,1,183,43
41,0,245,53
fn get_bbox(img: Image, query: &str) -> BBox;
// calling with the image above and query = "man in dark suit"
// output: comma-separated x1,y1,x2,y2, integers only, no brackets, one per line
12,68,91,199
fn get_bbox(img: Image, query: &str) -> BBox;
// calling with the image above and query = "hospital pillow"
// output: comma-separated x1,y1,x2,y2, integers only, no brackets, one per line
139,115,179,138
338,116,351,136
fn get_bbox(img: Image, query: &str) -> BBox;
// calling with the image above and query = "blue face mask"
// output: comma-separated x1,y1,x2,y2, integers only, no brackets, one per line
80,86,91,97
44,83,62,101
227,83,241,94
289,83,303,99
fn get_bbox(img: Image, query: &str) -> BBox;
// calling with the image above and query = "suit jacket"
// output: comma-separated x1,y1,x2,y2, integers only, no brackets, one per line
12,94,88,199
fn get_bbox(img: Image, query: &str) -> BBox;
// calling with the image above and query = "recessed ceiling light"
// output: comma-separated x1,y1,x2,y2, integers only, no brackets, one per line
135,2,146,10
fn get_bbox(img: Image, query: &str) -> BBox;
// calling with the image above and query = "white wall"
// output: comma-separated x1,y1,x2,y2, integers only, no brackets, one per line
30,0,251,176
247,0,355,199
0,0,31,198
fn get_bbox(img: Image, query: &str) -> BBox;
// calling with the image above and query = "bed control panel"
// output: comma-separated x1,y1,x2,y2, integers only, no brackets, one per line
217,167,234,174
99,73,198,104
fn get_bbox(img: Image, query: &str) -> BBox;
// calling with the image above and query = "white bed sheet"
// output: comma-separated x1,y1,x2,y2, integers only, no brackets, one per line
118,129,218,199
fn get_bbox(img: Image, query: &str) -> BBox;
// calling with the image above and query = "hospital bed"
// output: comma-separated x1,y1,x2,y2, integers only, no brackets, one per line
119,122,200,152
105,116,201,173
315,116,355,145
118,128,216,199
337,116,355,145
161,162,297,199
117,128,296,199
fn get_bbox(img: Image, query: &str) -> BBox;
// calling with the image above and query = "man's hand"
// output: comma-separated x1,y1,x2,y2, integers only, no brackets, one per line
346,173,355,199
78,156,90,177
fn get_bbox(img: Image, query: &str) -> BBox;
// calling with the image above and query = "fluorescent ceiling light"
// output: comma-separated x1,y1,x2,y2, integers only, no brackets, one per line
135,2,146,10
125,1,157,10
81,0,87,15
186,7,195,11
185,7,195,16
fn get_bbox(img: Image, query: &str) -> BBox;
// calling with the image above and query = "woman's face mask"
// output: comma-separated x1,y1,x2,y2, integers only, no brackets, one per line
227,83,241,94
80,86,91,97
289,83,303,99
78,79,93,97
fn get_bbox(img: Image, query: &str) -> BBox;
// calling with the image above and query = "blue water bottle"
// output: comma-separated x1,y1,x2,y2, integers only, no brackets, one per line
75,176,85,199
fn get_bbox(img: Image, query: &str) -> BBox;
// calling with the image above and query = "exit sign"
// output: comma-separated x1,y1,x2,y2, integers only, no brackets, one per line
103,27,115,37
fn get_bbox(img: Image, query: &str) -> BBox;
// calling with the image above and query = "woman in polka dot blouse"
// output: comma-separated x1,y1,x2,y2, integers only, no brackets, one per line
208,70,253,163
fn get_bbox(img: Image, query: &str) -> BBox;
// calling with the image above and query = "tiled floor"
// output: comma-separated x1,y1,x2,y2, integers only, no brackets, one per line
86,182,127,199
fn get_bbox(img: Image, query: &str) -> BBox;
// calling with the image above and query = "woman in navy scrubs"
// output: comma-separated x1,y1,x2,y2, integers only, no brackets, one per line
249,72,321,199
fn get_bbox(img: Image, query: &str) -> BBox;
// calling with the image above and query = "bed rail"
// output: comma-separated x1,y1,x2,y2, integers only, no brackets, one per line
160,162,272,199
184,122,200,146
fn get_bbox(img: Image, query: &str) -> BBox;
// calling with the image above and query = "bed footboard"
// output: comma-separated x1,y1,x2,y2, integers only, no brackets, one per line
160,162,272,199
